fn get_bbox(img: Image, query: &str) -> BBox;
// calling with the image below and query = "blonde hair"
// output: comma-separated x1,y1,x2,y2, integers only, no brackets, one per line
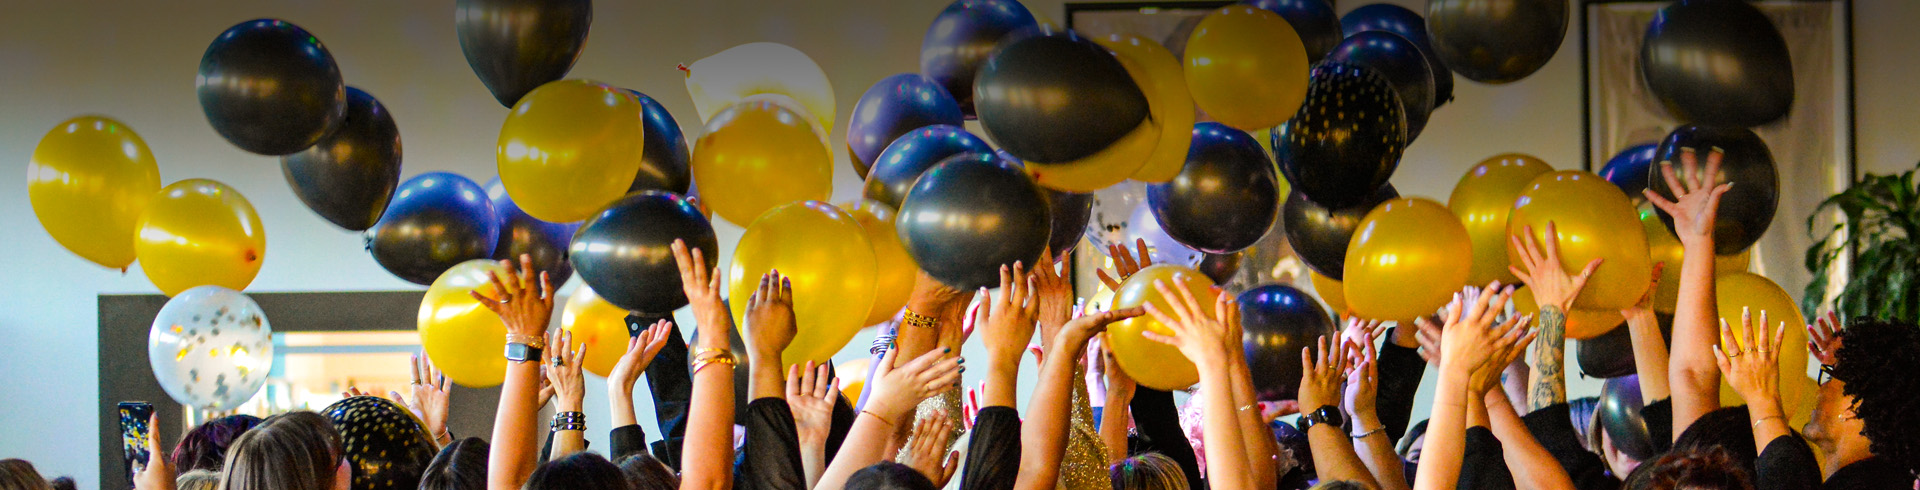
219,411,342,490
176,469,221,490
1110,453,1189,490
1311,481,1369,490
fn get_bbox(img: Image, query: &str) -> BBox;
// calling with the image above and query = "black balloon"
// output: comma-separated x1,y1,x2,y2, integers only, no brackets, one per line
1283,185,1398,280
485,179,579,287
1649,125,1779,255
1045,190,1093,260
456,0,592,107
322,396,437,490
1196,251,1244,284
282,87,401,231
1426,0,1568,84
1273,63,1406,208
1246,0,1343,63
196,19,346,155
1327,31,1435,141
847,74,966,178
974,30,1149,164
1148,123,1279,254
368,173,499,285
623,90,691,195
863,125,992,208
1599,143,1660,203
570,192,718,315
1640,0,1793,128
1576,324,1635,378
1341,4,1453,109
1599,375,1657,460
920,0,1039,116
896,153,1052,290
1239,284,1334,401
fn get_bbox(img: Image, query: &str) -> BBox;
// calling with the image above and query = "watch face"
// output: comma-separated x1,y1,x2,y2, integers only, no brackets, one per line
506,343,534,362
1316,406,1346,428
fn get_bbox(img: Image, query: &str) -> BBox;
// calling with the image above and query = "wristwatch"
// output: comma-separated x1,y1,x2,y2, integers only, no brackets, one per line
506,342,543,363
1296,405,1347,434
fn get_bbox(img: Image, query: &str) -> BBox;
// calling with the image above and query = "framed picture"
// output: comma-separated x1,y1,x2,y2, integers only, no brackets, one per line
1581,0,1856,302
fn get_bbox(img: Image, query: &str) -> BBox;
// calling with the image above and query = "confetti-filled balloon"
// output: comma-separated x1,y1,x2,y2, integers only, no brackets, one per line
148,286,273,411
1273,62,1405,209
321,396,437,490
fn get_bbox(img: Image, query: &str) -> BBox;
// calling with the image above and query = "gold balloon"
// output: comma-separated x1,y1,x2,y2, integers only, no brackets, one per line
1344,198,1473,322
1183,5,1309,130
562,284,632,378
29,116,162,270
1511,286,1626,340
1108,264,1219,391
692,99,833,225
136,180,265,297
418,259,511,387
1449,154,1554,286
1101,33,1195,184
842,200,916,327
1645,209,1754,313
1507,171,1652,311
497,80,647,223
728,202,878,364
683,42,837,138
1310,271,1347,316
1713,272,1814,427
836,357,872,402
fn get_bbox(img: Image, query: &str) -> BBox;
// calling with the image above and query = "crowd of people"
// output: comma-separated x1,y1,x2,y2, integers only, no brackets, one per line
5,153,1920,490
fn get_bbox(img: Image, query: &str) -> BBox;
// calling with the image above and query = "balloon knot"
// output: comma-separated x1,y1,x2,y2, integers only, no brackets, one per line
244,250,259,263
676,63,690,77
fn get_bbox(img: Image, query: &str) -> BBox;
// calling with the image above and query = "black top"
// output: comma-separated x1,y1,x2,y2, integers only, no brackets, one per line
735,398,806,490
1826,456,1918,489
612,424,650,463
638,314,692,470
962,406,1022,490
1460,426,1516,490
1377,331,1427,442
1756,435,1917,490
1131,387,1203,490
1524,403,1620,490
1643,397,1673,454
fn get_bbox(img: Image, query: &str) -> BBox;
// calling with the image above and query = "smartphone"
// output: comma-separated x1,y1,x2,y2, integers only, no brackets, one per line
118,401,154,484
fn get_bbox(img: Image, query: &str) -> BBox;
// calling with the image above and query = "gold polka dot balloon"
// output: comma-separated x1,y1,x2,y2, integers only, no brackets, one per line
1271,62,1407,209
321,396,436,490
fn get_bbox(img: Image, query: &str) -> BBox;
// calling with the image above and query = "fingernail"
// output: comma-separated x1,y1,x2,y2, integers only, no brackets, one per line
943,347,952,353
957,357,966,364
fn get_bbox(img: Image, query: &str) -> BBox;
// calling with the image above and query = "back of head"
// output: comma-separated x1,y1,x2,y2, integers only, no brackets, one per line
1832,318,1920,475
1670,407,1756,478
1568,396,1600,452
846,461,934,490
525,452,632,490
174,414,264,473
220,411,342,490
617,453,679,490
1111,453,1190,490
1309,481,1368,490
419,437,488,490
48,476,74,490
1623,447,1754,490
1396,419,1430,462
176,469,222,490
0,459,52,490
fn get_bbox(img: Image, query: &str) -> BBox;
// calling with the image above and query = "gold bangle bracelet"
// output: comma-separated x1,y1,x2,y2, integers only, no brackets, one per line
902,309,939,329
859,409,896,427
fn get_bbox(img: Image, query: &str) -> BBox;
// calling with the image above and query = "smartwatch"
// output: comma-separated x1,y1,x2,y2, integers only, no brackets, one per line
1296,405,1347,434
506,342,544,363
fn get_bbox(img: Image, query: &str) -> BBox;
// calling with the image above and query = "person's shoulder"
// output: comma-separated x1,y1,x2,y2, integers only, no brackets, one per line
1824,456,1916,490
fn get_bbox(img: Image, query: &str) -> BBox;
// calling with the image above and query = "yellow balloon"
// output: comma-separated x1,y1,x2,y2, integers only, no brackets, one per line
1713,272,1813,427
1449,154,1555,286
1645,210,1753,313
729,202,879,364
1511,287,1627,340
498,80,647,223
1345,198,1473,322
1023,114,1157,193
1507,171,1652,311
418,259,511,387
1183,5,1309,130
692,99,834,225
1108,264,1219,391
135,180,265,297
1310,271,1347,316
842,200,916,327
836,357,872,402
1100,33,1195,184
28,116,162,270
562,284,633,378
684,42,836,137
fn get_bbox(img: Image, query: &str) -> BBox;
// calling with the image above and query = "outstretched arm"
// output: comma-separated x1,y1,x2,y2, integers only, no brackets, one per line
1019,305,1141,490
479,256,555,490
1414,285,1533,490
673,240,739,490
1644,148,1733,438
1344,330,1408,490
1624,264,1671,401
1141,278,1251,490
1509,222,1602,414
815,347,963,490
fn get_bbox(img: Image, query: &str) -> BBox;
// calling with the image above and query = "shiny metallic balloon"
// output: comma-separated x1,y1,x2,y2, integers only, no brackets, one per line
1147,123,1279,254
1239,284,1333,401
1576,324,1635,379
1648,125,1779,255
623,90,691,195
1327,31,1434,141
368,173,499,285
1640,0,1793,128
1273,62,1405,209
1044,190,1093,260
919,0,1038,116
1246,0,1343,63
1196,251,1243,284
1426,0,1568,84
1341,4,1452,109
1598,143,1660,204
1283,185,1398,280
485,179,579,287
322,396,437,490
569,192,718,315
1127,199,1203,268
196,19,345,155
1599,375,1657,460
847,74,965,178
862,125,992,208
975,30,1150,164
896,153,1052,289
456,0,592,107
282,87,401,231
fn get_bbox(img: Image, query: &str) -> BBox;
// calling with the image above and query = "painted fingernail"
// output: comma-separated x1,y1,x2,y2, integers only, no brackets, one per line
943,347,952,353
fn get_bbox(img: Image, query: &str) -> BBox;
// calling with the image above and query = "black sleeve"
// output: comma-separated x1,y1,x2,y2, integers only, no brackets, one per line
540,428,554,462
1459,427,1517,490
611,424,650,463
636,313,692,471
824,390,856,463
1377,332,1427,442
1130,388,1202,490
1642,398,1673,454
1755,435,1820,490
962,407,1022,490
1523,403,1620,490
736,398,807,490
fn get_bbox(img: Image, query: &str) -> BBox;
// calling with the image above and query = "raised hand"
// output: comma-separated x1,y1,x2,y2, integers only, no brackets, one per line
745,270,797,361
1298,336,1350,412
1437,285,1531,388
981,262,1039,366
670,239,730,349
1808,310,1843,367
609,320,674,395
131,413,176,490
1139,278,1229,364
1343,338,1380,419
865,346,964,421
1033,250,1077,336
1715,307,1786,406
1414,315,1444,366
1088,334,1135,406
899,410,962,488
786,361,838,453
1622,262,1665,319
545,328,586,413
471,254,555,337
1644,148,1734,244
1096,238,1155,291
1509,222,1603,311
392,353,453,446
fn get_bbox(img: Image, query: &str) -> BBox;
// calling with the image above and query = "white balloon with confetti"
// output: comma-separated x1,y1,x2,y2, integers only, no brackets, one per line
147,285,273,411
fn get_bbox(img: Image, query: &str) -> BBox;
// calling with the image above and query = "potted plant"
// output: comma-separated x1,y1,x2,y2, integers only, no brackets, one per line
1804,164,1920,323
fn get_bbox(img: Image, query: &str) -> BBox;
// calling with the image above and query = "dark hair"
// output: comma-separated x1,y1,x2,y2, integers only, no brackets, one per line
617,453,679,490
0,459,51,490
1670,407,1756,478
1831,319,1920,475
173,414,264,473
1396,419,1430,459
419,437,488,490
846,461,934,490
219,411,342,490
1623,446,1754,490
49,476,75,490
526,452,633,490
1568,396,1600,452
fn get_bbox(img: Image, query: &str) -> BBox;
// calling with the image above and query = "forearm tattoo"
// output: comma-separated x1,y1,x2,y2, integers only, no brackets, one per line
1530,306,1567,411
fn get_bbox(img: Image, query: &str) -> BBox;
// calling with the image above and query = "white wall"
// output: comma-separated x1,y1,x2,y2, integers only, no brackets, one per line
3,0,1917,487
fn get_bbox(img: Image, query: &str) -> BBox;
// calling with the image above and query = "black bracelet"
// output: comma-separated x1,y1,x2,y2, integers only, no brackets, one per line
551,411,586,431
